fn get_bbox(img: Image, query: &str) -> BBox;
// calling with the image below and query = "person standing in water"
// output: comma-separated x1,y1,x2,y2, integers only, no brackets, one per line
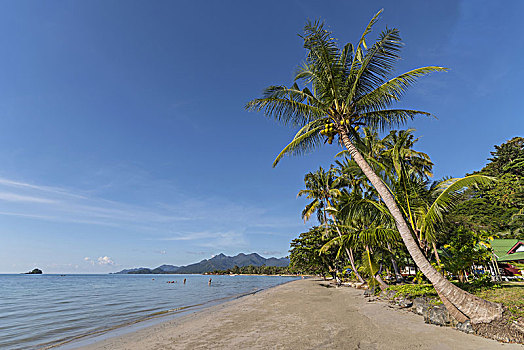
183,278,186,284
208,278,212,286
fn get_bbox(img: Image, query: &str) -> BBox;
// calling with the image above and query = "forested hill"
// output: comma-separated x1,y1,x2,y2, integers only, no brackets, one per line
114,253,290,274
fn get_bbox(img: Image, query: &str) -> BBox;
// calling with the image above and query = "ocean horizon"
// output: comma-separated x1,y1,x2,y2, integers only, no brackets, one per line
0,273,298,349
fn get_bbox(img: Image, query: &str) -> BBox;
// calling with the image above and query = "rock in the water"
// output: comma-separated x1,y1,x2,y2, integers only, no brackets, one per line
25,268,42,274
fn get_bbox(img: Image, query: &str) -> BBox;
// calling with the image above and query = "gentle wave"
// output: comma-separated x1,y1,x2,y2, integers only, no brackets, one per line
0,274,297,349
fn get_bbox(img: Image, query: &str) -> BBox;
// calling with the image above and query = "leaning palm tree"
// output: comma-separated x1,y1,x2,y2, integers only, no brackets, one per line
246,11,502,323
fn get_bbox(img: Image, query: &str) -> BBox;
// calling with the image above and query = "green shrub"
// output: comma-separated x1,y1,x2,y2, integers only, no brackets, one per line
386,283,437,298
454,273,501,292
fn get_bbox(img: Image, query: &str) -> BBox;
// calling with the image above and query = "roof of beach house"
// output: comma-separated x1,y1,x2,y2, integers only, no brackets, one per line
491,239,524,262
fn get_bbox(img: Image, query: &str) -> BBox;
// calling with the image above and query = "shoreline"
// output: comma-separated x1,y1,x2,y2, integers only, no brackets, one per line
54,277,298,350
73,278,522,350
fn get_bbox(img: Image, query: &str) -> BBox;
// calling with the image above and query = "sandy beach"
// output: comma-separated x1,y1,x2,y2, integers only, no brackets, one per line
73,278,522,350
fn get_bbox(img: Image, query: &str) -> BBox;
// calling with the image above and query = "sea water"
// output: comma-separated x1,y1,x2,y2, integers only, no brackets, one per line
0,274,297,349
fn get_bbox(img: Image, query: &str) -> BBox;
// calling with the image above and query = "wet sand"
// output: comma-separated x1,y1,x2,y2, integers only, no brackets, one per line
76,278,521,349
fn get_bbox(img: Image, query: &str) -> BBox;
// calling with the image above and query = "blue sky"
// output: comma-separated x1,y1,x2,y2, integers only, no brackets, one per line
0,1,522,273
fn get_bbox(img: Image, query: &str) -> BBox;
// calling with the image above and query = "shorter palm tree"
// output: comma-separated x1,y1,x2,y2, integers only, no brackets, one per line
298,167,367,283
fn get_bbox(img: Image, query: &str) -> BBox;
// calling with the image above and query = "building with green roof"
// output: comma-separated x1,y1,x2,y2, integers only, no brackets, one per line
492,239,524,262
491,239,524,277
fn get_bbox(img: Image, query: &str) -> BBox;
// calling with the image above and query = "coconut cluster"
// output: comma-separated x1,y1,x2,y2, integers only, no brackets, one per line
319,122,335,144
319,118,355,144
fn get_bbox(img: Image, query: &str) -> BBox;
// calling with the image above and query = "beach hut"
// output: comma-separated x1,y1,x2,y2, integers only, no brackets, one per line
491,239,524,279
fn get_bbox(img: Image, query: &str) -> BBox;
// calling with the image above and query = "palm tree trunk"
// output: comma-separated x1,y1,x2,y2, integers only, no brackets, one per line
334,223,365,284
387,242,402,282
432,241,441,265
436,289,468,323
322,201,329,236
374,263,388,290
347,247,365,283
340,131,502,324
490,257,501,282
326,198,366,284
391,259,402,282
365,246,375,286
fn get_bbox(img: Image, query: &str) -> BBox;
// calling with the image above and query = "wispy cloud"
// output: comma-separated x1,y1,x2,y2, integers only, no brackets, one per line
0,177,87,199
161,231,219,241
261,250,284,256
160,230,248,250
0,177,190,230
0,177,302,249
0,191,57,204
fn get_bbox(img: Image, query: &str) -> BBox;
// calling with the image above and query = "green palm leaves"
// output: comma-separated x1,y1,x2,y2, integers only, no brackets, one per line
246,10,446,167
338,129,496,248
297,167,340,223
419,175,496,242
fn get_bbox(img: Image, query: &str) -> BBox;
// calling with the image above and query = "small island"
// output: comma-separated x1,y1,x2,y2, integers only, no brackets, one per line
25,268,42,274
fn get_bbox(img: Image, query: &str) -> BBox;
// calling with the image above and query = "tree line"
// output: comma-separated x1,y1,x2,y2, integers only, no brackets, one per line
288,136,522,285
205,265,291,275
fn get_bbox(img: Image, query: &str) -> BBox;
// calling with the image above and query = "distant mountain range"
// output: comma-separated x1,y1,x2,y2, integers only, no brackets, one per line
114,253,289,274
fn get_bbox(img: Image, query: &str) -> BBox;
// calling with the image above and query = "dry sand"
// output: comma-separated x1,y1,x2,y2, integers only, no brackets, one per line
76,279,522,350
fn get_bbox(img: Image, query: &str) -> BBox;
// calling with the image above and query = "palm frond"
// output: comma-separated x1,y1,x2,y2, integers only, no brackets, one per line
360,249,379,280
347,28,403,104
273,121,325,167
302,200,320,222
360,227,399,247
357,109,432,132
339,42,354,76
355,67,448,112
297,189,314,199
349,9,383,73
301,20,345,105
245,85,325,127
320,235,345,254
335,149,350,158
421,175,496,241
